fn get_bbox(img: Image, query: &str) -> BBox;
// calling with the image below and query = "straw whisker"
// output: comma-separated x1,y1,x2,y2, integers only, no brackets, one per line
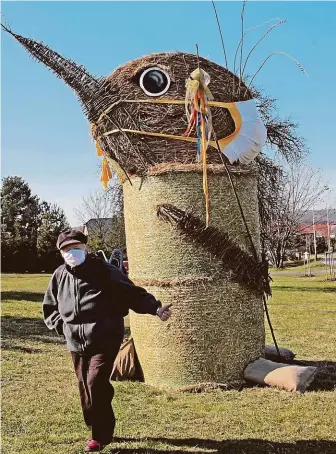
242,20,286,78
246,51,307,95
233,18,281,75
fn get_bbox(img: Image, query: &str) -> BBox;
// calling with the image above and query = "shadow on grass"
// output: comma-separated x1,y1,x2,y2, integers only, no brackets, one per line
1,315,64,350
1,291,45,302
273,286,336,293
1,315,131,352
109,438,336,453
290,359,336,391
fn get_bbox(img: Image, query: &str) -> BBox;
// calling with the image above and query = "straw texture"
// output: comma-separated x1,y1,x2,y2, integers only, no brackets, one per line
123,166,264,389
92,52,252,178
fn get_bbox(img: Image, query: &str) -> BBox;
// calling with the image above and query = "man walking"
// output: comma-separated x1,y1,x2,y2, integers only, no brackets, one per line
43,228,172,452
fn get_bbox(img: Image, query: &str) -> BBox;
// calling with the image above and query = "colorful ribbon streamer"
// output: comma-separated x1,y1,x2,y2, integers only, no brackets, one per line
184,68,214,227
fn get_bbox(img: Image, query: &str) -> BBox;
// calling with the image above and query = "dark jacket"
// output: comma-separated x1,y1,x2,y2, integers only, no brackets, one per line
43,256,161,354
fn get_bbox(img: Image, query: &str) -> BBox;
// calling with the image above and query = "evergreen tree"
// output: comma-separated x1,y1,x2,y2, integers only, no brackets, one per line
1,176,70,271
37,202,70,271
1,176,40,271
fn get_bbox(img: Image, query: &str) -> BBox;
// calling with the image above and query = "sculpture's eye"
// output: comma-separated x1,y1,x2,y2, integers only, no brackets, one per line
139,67,171,96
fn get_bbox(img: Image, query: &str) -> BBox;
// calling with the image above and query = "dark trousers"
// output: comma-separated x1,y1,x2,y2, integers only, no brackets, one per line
71,343,121,444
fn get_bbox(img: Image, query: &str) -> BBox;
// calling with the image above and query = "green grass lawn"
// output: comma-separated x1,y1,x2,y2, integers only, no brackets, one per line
1,273,335,454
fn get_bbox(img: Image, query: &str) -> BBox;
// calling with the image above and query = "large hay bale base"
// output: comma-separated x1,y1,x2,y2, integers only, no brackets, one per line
123,165,265,389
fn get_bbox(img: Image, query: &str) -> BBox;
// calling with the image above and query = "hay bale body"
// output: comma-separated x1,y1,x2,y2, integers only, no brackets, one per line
123,165,264,389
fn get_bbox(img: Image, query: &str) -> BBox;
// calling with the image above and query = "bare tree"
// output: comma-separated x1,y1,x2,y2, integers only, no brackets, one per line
75,184,125,253
262,161,328,268
250,86,315,267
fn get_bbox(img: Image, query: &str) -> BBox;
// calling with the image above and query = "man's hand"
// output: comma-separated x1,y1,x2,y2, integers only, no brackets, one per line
157,303,172,321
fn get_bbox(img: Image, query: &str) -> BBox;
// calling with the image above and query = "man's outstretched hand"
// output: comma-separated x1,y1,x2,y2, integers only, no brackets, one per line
157,303,172,321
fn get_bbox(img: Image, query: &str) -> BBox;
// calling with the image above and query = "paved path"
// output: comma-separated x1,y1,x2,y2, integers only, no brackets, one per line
322,258,336,266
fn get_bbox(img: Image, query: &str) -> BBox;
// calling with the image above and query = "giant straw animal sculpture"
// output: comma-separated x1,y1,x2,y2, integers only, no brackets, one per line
3,24,272,388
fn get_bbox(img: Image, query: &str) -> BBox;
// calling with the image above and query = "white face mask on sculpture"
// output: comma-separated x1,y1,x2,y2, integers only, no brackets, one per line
62,249,87,267
220,99,267,165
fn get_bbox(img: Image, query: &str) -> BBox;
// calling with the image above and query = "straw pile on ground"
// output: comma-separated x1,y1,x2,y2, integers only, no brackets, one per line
124,164,265,389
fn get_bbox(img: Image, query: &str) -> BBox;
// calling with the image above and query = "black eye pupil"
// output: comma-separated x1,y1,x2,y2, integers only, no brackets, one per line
142,70,168,94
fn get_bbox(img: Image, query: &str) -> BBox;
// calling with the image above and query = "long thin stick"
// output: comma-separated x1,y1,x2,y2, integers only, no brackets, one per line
212,131,281,357
216,143,257,261
233,18,281,76
196,43,200,70
238,0,247,94
262,293,280,356
195,36,280,355
211,1,228,69
246,51,307,95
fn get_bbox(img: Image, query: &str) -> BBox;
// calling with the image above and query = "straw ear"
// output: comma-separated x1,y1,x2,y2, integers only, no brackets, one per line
1,23,116,122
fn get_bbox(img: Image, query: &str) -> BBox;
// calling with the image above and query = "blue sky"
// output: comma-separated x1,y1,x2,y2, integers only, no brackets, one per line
2,1,336,225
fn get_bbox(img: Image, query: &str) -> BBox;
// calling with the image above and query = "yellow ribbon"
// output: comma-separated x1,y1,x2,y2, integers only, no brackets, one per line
200,114,209,227
90,123,112,188
93,98,245,197
97,101,242,152
96,142,103,156
100,157,112,189
184,68,214,226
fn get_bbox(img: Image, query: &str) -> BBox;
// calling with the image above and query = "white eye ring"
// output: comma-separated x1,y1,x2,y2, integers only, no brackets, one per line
139,67,171,97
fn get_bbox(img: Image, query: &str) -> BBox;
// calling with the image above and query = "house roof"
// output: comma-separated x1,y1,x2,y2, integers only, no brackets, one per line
297,223,336,237
85,218,114,230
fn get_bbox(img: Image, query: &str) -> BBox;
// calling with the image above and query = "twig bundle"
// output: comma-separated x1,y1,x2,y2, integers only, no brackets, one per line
157,203,271,296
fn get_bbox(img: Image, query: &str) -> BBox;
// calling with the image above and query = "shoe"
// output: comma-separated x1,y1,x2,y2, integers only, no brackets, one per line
84,439,106,452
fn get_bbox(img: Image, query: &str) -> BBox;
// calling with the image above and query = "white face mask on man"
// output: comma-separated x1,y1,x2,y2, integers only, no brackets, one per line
62,249,87,267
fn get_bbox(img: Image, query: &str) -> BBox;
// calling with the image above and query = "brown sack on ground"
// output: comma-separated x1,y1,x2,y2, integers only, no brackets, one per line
111,337,143,381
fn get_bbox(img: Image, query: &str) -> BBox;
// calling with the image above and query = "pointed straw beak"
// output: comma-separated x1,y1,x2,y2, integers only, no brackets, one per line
1,23,118,123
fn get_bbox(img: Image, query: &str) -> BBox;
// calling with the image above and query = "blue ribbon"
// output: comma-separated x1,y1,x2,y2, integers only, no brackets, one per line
196,112,201,162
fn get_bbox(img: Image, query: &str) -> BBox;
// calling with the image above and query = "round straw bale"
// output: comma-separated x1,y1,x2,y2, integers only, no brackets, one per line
123,165,264,388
